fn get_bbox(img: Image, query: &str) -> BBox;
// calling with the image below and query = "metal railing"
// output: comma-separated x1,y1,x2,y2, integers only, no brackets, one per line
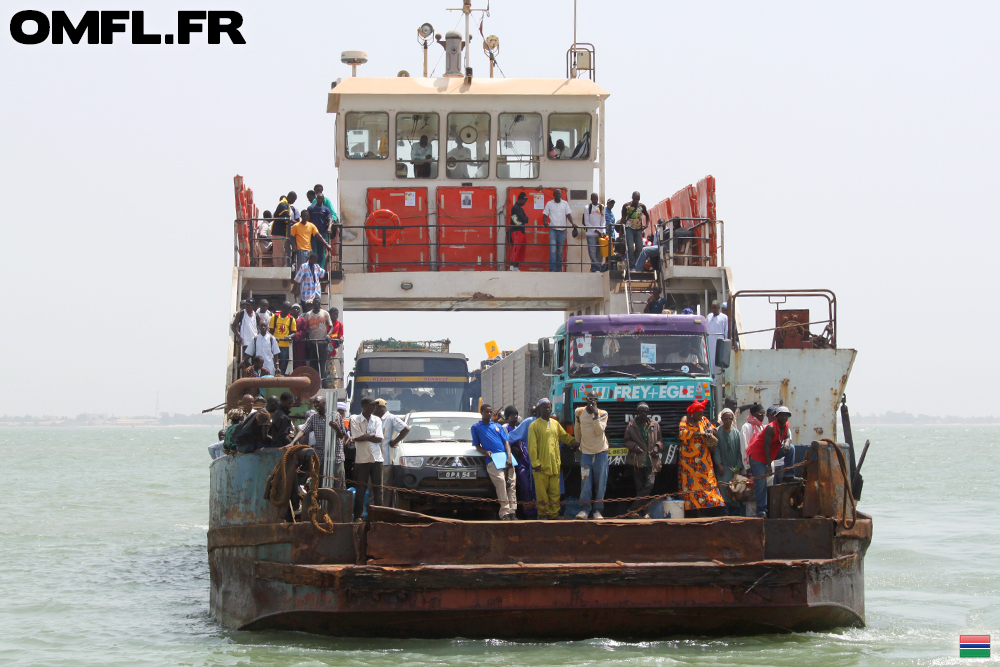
232,337,345,388
234,215,724,276
338,221,614,273
728,289,837,350
234,218,342,274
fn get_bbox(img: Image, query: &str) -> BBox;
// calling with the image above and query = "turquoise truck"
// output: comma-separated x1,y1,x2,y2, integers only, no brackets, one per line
481,313,729,502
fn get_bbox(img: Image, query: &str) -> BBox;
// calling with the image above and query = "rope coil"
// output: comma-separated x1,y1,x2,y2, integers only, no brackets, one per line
264,443,338,534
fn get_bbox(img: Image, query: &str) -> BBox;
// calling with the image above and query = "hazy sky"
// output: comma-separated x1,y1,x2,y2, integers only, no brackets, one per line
3,1,997,417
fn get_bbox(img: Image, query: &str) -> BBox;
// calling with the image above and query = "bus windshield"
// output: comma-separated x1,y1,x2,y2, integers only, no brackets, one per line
352,383,466,413
568,333,709,377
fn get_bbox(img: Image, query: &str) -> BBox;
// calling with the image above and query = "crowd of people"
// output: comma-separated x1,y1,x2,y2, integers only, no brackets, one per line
210,388,795,522
254,184,339,271
460,392,794,521
510,189,707,274
230,295,343,387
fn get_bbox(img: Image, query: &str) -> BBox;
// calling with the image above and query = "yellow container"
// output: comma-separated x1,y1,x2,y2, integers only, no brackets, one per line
598,236,610,258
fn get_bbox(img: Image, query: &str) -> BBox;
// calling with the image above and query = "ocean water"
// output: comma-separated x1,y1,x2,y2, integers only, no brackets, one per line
0,425,997,666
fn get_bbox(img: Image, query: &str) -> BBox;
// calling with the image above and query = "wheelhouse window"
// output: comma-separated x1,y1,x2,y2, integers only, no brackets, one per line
496,113,542,179
345,112,389,159
396,112,439,179
548,113,592,160
446,112,490,179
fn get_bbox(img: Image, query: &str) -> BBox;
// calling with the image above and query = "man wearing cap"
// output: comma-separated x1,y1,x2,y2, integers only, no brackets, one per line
472,403,518,520
623,402,662,518
678,400,727,518
714,408,746,516
706,300,729,373
528,398,577,519
373,398,409,496
349,397,385,522
574,391,609,520
746,406,792,517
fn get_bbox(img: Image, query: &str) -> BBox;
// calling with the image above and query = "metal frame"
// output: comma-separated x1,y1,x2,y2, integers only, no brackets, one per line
566,42,596,80
729,289,837,349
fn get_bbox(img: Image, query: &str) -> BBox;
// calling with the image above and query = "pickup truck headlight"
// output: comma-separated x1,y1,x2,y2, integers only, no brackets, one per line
400,456,424,467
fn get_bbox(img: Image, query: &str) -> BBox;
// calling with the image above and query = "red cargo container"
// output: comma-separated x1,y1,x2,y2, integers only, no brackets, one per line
366,188,430,272
437,186,497,271
505,187,566,271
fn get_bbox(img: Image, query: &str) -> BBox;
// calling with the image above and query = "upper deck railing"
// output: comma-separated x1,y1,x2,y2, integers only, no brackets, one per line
232,217,724,275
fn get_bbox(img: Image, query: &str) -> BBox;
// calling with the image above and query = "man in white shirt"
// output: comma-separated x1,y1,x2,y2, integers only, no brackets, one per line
446,145,472,178
581,193,607,273
706,300,729,373
542,189,576,272
245,327,280,375
230,298,264,355
410,135,433,178
373,398,411,493
349,397,385,522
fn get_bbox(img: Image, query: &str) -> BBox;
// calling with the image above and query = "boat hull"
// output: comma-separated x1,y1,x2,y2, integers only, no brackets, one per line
208,446,871,638
208,517,870,638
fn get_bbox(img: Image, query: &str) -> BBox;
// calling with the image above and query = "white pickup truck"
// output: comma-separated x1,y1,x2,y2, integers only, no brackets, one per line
387,412,491,513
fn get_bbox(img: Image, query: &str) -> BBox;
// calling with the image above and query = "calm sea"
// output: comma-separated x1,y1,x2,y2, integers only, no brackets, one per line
1,425,997,666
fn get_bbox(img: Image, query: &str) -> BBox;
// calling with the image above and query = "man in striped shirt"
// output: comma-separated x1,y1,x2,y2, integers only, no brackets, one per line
294,252,326,306
300,396,329,462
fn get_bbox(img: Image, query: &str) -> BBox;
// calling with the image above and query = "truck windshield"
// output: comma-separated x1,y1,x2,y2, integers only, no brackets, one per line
353,384,465,413
568,334,709,376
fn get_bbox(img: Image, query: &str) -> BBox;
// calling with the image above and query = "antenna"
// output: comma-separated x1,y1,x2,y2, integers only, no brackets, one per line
340,50,368,77
446,0,488,73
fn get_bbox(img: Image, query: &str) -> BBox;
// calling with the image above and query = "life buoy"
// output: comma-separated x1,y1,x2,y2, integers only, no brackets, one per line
365,209,402,246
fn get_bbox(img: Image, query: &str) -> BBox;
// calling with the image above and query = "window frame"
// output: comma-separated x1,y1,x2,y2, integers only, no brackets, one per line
394,111,441,180
546,112,593,161
344,111,390,160
445,112,491,180
496,112,543,180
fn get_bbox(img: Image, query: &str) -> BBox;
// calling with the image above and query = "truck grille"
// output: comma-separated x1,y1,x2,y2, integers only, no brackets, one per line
601,401,694,441
425,456,486,468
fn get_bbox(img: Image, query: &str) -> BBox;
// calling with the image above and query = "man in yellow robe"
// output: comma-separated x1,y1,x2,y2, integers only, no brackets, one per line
528,398,577,519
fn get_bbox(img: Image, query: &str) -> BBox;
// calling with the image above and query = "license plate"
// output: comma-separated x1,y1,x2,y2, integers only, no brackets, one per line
437,470,477,480
608,447,629,457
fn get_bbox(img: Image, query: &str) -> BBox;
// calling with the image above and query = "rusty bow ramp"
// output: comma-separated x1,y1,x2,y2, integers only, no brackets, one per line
208,508,871,638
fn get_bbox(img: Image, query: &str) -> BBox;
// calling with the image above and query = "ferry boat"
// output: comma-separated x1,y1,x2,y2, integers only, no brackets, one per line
209,3,872,638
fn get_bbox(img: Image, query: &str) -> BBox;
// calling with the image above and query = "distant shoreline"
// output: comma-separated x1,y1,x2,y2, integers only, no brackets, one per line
0,422,217,428
853,422,1000,427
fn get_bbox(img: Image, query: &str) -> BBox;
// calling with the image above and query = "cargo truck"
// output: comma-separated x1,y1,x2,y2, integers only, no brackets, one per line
482,314,730,503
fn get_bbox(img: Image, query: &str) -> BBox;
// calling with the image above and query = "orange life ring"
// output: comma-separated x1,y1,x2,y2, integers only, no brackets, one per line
365,209,402,246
